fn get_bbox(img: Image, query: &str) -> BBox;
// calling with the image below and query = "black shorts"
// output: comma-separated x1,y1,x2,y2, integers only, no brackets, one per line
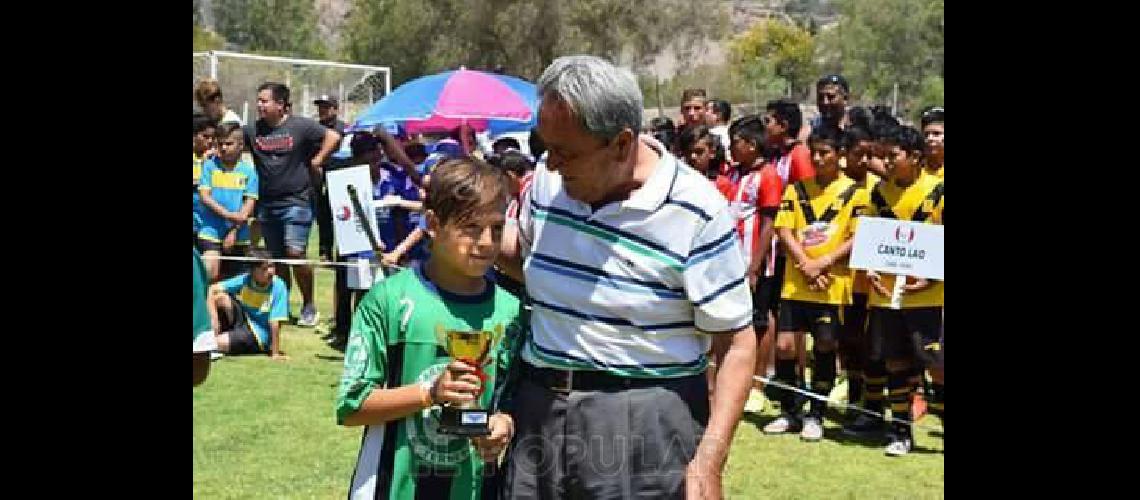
867,307,943,364
842,293,869,338
752,256,785,331
221,293,266,355
777,299,841,344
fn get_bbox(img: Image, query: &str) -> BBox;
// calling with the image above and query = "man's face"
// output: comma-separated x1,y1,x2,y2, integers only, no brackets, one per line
686,137,715,173
923,122,945,155
817,84,847,120
217,129,244,163
538,94,629,205
704,103,719,126
845,140,874,178
252,263,275,286
681,97,707,126
888,145,919,181
194,127,216,154
257,89,285,121
317,103,337,122
428,208,506,279
810,141,840,178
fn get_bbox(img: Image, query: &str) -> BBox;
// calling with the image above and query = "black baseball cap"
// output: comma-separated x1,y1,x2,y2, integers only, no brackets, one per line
313,94,338,107
816,74,850,93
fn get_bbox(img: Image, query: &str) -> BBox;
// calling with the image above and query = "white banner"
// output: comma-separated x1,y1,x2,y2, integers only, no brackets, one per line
327,165,380,256
849,217,944,281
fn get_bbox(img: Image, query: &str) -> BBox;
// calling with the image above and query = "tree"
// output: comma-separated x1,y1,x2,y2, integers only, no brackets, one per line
816,0,943,113
193,24,227,52
211,0,327,58
728,19,816,100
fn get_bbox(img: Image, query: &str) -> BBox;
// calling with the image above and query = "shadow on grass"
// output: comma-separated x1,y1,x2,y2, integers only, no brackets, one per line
315,354,345,362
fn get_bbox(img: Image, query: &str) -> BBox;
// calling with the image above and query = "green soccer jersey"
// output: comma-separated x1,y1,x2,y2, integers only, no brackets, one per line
193,248,217,354
336,266,522,500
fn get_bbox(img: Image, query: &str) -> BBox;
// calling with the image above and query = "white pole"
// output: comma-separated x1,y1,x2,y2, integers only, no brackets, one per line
303,85,311,118
892,83,899,117
384,70,391,97
209,51,218,80
242,101,249,124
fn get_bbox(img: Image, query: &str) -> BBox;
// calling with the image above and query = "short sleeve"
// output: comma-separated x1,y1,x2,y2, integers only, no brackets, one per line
774,184,800,230
758,169,783,209
304,118,330,145
244,166,259,199
846,188,871,238
516,165,538,260
221,274,245,296
788,144,815,183
269,279,289,323
198,159,216,192
335,289,390,424
684,205,752,333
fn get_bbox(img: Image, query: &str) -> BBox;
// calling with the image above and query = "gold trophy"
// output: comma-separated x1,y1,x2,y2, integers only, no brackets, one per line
434,324,505,436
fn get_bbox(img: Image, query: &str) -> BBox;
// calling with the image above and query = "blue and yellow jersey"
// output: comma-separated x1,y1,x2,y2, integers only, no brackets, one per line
221,273,289,348
198,159,259,243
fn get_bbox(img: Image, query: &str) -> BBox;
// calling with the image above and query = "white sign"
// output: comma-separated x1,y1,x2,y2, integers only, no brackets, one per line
327,165,380,256
849,217,944,281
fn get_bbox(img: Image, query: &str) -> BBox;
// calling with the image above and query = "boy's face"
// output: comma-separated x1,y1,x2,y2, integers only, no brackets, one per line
194,127,216,154
428,207,506,279
505,171,522,196
730,135,757,167
764,112,787,141
923,122,945,156
685,137,715,173
252,263,275,286
868,140,888,173
810,141,840,178
845,140,874,177
888,145,919,181
218,129,244,163
704,103,719,126
681,97,707,126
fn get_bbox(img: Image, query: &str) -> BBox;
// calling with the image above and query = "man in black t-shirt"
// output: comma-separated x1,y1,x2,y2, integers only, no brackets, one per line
244,82,341,327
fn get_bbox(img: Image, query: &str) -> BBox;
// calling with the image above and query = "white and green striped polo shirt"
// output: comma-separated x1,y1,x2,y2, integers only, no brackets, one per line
517,137,753,378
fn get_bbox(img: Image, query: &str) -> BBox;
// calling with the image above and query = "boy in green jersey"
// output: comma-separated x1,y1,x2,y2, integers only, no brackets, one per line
336,158,523,500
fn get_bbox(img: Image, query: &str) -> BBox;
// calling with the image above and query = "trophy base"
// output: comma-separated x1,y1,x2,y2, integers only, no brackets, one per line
438,407,491,436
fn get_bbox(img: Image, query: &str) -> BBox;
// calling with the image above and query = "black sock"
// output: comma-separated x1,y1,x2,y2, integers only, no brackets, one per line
847,370,864,407
863,361,887,418
887,371,913,438
775,358,799,416
810,350,836,418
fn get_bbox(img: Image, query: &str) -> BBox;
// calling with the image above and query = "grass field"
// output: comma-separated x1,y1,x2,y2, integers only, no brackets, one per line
193,240,944,499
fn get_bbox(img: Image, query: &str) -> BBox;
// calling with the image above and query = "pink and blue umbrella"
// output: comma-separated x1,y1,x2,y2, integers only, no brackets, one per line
351,68,537,135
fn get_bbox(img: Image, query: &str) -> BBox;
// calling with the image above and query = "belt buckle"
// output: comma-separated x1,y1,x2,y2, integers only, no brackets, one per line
550,369,573,393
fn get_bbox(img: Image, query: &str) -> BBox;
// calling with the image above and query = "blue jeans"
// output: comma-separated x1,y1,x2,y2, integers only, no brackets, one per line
259,203,314,257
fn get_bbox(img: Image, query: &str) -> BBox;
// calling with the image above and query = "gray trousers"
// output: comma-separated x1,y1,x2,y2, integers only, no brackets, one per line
500,373,709,499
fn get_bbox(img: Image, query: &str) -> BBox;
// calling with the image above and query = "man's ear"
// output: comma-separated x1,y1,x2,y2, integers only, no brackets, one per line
425,209,440,240
613,128,636,160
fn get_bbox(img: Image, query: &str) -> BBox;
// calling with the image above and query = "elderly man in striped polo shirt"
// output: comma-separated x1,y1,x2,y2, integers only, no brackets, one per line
496,55,756,500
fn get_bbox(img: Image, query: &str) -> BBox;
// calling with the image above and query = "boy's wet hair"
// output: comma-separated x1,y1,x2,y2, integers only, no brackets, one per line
765,99,803,137
194,112,217,135
489,150,533,177
426,157,509,226
214,122,243,141
884,125,925,155
727,114,765,149
842,126,873,151
247,248,273,271
808,126,843,150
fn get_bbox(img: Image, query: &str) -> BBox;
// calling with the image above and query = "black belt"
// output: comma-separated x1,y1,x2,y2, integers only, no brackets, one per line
521,361,699,394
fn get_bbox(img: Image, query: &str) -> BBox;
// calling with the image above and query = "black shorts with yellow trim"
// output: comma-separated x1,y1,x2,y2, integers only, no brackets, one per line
867,306,943,364
222,293,267,355
777,299,841,344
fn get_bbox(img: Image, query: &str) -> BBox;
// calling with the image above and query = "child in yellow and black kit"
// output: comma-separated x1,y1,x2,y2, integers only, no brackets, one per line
865,125,944,457
763,127,869,442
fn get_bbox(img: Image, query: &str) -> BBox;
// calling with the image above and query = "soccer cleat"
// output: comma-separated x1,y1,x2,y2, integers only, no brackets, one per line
744,389,768,413
885,435,913,456
801,417,824,441
843,413,885,438
297,304,320,327
210,352,224,361
763,413,802,434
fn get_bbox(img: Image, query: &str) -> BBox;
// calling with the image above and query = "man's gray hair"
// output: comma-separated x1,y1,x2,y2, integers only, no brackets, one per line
537,55,643,142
